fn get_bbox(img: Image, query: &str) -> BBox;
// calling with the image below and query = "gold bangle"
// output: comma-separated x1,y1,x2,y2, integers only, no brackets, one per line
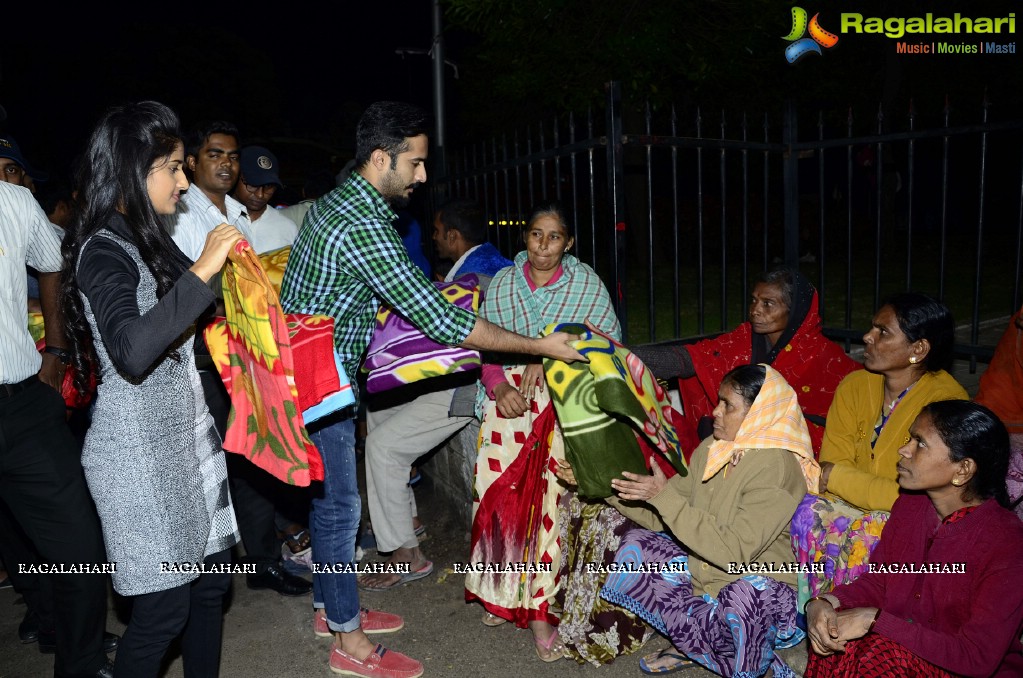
805,595,834,613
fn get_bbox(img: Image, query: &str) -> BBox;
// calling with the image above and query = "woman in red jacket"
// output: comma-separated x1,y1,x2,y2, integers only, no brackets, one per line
805,400,1023,677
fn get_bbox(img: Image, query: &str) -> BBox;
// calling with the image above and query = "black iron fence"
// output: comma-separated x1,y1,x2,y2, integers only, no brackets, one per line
435,81,1023,361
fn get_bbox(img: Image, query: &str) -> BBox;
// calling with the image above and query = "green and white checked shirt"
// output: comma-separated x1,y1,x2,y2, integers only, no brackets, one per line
280,173,476,396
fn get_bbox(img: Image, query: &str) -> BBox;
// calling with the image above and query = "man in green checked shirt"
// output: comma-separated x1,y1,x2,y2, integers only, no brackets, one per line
280,101,583,678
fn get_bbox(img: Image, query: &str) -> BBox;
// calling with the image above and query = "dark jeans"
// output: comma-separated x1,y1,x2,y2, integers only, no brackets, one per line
0,378,107,677
113,549,232,678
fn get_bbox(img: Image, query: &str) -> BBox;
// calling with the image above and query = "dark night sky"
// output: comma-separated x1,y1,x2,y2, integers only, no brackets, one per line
2,2,1019,192
0,4,445,187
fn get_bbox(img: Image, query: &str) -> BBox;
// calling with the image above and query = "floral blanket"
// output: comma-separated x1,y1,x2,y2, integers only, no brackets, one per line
204,241,342,485
542,322,688,498
362,275,481,394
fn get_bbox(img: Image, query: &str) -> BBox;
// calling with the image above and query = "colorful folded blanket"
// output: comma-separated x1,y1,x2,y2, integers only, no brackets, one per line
362,275,481,394
543,322,688,498
258,245,291,293
207,240,339,485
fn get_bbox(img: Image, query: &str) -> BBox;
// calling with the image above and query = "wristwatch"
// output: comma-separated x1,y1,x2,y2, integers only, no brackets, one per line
44,346,71,364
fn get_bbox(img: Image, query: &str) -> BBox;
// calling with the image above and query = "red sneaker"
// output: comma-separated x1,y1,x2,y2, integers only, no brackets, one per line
329,644,423,678
315,609,404,637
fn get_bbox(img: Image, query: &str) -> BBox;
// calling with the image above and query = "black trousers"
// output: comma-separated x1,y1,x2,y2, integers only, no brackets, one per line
198,371,277,566
0,500,55,629
0,378,107,677
113,548,232,678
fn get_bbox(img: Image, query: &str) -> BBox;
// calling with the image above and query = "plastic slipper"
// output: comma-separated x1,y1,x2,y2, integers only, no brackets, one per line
639,647,695,674
357,561,434,592
533,629,568,663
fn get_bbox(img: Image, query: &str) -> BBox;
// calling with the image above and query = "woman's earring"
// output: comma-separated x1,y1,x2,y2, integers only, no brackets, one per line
909,357,917,364
952,479,960,486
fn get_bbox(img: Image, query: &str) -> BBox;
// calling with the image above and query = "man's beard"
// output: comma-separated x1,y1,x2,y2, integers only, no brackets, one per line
387,193,412,209
381,169,417,209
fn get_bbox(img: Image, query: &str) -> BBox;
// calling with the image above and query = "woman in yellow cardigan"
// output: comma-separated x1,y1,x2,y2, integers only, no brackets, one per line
791,292,967,616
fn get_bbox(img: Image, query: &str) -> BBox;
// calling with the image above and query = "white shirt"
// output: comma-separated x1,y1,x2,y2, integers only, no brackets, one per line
0,183,62,382
445,244,482,282
248,207,299,254
278,200,314,231
165,188,252,262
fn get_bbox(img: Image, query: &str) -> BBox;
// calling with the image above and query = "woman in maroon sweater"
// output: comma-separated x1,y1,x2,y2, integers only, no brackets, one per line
805,400,1023,677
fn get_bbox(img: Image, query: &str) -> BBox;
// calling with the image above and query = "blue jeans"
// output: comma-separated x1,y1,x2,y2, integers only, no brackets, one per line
308,414,362,633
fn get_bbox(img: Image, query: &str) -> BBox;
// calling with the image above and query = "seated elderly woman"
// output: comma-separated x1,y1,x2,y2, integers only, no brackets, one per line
632,268,859,456
573,364,819,677
791,293,967,614
805,400,1023,677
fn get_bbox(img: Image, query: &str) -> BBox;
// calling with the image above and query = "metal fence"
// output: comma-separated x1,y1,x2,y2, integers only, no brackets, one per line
435,81,1023,360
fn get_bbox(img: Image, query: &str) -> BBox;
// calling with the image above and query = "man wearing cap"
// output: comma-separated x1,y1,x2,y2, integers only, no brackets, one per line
0,136,49,188
231,145,298,254
0,180,113,677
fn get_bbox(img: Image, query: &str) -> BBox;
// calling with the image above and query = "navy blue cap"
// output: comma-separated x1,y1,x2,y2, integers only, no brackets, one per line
0,136,49,182
239,146,282,187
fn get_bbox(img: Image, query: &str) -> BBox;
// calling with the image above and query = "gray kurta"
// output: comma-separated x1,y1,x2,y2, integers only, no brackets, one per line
79,229,238,596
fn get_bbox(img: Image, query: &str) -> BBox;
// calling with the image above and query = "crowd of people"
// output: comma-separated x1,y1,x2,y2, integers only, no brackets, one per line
1,97,1022,678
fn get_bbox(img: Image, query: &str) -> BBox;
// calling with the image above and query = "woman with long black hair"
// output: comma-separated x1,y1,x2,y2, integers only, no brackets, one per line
62,101,243,677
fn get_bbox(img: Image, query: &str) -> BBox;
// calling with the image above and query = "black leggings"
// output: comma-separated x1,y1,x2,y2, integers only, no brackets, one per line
113,549,232,678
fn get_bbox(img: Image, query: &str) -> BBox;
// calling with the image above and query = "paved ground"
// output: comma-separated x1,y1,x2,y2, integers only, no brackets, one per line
0,326,999,678
0,466,807,678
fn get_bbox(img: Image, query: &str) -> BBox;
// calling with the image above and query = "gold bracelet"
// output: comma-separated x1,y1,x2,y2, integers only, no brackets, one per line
804,595,834,613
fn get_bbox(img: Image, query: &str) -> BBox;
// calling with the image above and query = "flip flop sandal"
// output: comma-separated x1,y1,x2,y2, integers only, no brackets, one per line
639,647,695,675
357,560,434,592
481,612,507,627
533,630,568,663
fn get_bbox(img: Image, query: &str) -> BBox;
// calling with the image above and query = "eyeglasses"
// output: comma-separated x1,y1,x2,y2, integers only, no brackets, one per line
240,179,275,195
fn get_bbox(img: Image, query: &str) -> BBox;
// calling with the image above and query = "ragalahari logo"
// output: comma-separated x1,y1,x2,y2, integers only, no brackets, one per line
784,7,839,63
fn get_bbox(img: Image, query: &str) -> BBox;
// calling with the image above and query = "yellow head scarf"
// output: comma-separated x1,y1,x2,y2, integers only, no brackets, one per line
703,364,820,492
